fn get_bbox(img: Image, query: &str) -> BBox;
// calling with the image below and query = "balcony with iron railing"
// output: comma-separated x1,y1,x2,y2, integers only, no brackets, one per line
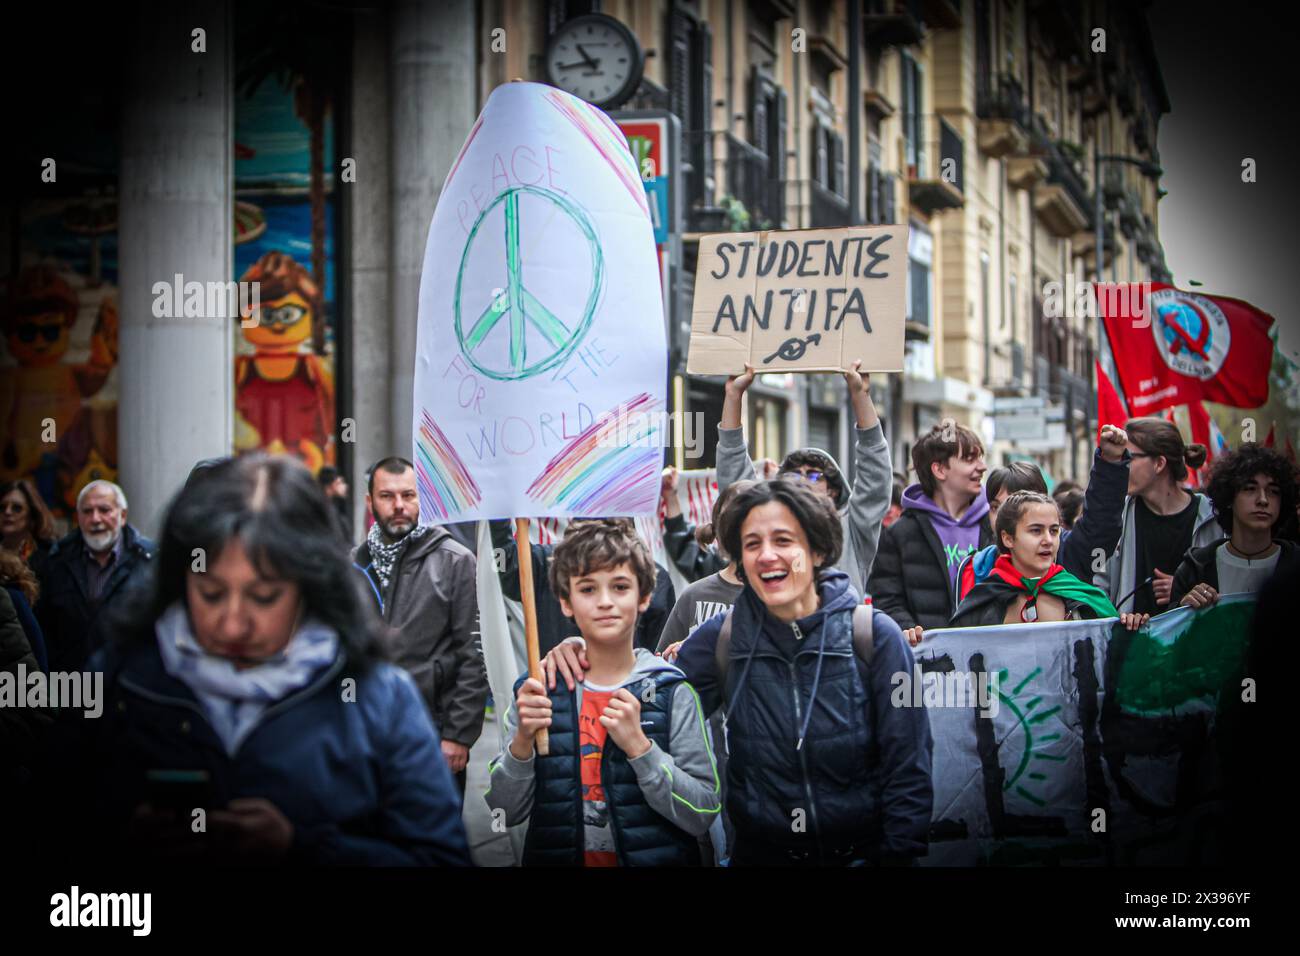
863,0,926,48
975,73,1032,158
907,114,964,214
683,130,785,233
1033,135,1091,238
809,179,851,227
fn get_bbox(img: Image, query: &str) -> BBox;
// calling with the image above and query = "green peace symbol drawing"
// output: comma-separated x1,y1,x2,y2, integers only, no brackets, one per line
454,185,604,381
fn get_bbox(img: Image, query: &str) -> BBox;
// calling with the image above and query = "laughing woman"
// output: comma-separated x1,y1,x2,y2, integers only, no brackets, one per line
543,478,933,867
937,491,1147,636
39,455,470,866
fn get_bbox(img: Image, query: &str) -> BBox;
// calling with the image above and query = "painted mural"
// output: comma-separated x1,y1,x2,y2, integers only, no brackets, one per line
232,56,338,475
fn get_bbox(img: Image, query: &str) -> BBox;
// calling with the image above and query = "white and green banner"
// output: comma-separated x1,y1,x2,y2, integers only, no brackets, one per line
912,595,1255,865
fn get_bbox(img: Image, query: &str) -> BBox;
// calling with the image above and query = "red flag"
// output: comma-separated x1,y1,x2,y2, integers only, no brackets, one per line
1095,359,1129,442
1187,401,1212,456
1264,423,1276,448
1099,282,1274,413
1287,437,1297,465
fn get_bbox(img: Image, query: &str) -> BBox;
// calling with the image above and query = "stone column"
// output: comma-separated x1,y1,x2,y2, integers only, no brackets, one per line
118,1,234,535
388,0,478,458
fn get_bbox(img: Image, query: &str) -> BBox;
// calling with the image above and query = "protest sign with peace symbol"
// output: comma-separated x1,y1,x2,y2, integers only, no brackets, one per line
454,185,604,381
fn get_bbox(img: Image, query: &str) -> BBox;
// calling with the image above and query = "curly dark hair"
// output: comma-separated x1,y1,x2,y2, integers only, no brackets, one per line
106,454,383,670
1204,443,1300,534
548,518,657,603
717,477,843,584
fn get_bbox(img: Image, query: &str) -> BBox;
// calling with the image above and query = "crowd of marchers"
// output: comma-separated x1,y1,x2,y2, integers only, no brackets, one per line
1,362,1294,866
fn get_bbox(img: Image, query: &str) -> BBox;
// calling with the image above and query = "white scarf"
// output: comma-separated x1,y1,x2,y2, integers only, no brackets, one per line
155,602,340,757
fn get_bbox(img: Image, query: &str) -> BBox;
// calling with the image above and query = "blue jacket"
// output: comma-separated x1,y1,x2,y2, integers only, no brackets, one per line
516,667,701,867
43,637,471,866
676,570,933,864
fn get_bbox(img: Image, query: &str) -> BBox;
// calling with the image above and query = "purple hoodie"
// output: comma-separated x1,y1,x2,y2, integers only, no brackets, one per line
901,482,990,586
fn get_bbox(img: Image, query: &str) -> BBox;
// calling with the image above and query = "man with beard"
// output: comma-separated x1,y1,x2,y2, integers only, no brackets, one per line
353,457,488,796
39,479,155,672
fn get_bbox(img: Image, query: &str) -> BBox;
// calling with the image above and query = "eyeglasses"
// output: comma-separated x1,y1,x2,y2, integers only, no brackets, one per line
1,502,27,515
15,324,62,343
1128,452,1155,460
250,303,309,330
787,468,825,484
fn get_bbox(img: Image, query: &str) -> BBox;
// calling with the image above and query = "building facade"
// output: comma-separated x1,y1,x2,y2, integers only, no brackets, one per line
1,0,1170,534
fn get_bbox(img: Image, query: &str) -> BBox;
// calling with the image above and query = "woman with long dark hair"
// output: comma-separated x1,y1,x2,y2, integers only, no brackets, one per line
543,478,933,866
1096,417,1218,614
41,454,470,865
0,478,58,582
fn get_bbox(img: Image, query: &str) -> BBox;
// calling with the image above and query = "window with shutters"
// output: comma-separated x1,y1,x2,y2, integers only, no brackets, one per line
901,52,924,178
746,0,779,75
867,161,882,223
670,7,713,212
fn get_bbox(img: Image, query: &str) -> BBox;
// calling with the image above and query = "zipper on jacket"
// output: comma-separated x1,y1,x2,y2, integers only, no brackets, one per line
600,744,624,865
787,642,824,863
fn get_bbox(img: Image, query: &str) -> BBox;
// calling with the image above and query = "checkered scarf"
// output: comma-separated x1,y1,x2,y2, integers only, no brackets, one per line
365,520,430,592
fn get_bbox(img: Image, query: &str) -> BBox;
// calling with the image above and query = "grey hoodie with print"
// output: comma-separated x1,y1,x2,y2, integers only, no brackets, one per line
484,648,721,838
715,422,892,597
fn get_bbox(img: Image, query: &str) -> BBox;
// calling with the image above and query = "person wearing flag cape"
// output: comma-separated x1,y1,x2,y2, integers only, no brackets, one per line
921,491,1149,637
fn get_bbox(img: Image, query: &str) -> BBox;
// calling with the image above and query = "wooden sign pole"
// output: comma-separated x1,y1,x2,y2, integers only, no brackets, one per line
514,517,549,755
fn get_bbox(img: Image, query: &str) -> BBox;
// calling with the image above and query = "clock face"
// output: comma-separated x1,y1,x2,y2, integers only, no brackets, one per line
546,16,640,108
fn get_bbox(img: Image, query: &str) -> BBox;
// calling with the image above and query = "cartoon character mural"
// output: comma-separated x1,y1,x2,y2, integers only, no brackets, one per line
233,250,334,473
0,265,115,510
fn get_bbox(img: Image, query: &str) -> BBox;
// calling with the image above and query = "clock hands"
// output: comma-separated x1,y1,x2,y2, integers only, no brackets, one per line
575,42,601,70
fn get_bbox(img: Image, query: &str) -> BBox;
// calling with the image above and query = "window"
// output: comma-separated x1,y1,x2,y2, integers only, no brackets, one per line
907,226,933,329
901,52,924,177
1007,273,1017,333
670,8,713,208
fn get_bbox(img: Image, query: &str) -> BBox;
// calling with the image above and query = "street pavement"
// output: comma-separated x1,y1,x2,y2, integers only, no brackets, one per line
463,709,517,866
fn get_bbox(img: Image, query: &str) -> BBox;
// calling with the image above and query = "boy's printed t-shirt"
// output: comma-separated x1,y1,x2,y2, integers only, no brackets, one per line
579,681,619,867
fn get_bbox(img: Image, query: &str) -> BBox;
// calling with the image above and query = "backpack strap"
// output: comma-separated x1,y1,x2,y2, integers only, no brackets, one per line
716,604,873,705
851,603,875,668
715,609,735,704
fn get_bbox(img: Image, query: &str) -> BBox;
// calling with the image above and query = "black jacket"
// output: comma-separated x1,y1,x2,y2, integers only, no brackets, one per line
488,519,676,654
37,525,155,673
1170,538,1300,606
948,577,1102,629
662,513,726,583
353,527,488,747
869,509,995,631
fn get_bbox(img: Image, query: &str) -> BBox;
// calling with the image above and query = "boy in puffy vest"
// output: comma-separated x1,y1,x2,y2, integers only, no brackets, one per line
485,520,721,866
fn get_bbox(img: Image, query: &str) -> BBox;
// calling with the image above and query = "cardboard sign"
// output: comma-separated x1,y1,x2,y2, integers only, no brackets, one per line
686,225,907,375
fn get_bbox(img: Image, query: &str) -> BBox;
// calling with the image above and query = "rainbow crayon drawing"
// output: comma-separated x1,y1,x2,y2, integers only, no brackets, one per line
544,88,649,217
527,393,663,514
415,408,483,520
